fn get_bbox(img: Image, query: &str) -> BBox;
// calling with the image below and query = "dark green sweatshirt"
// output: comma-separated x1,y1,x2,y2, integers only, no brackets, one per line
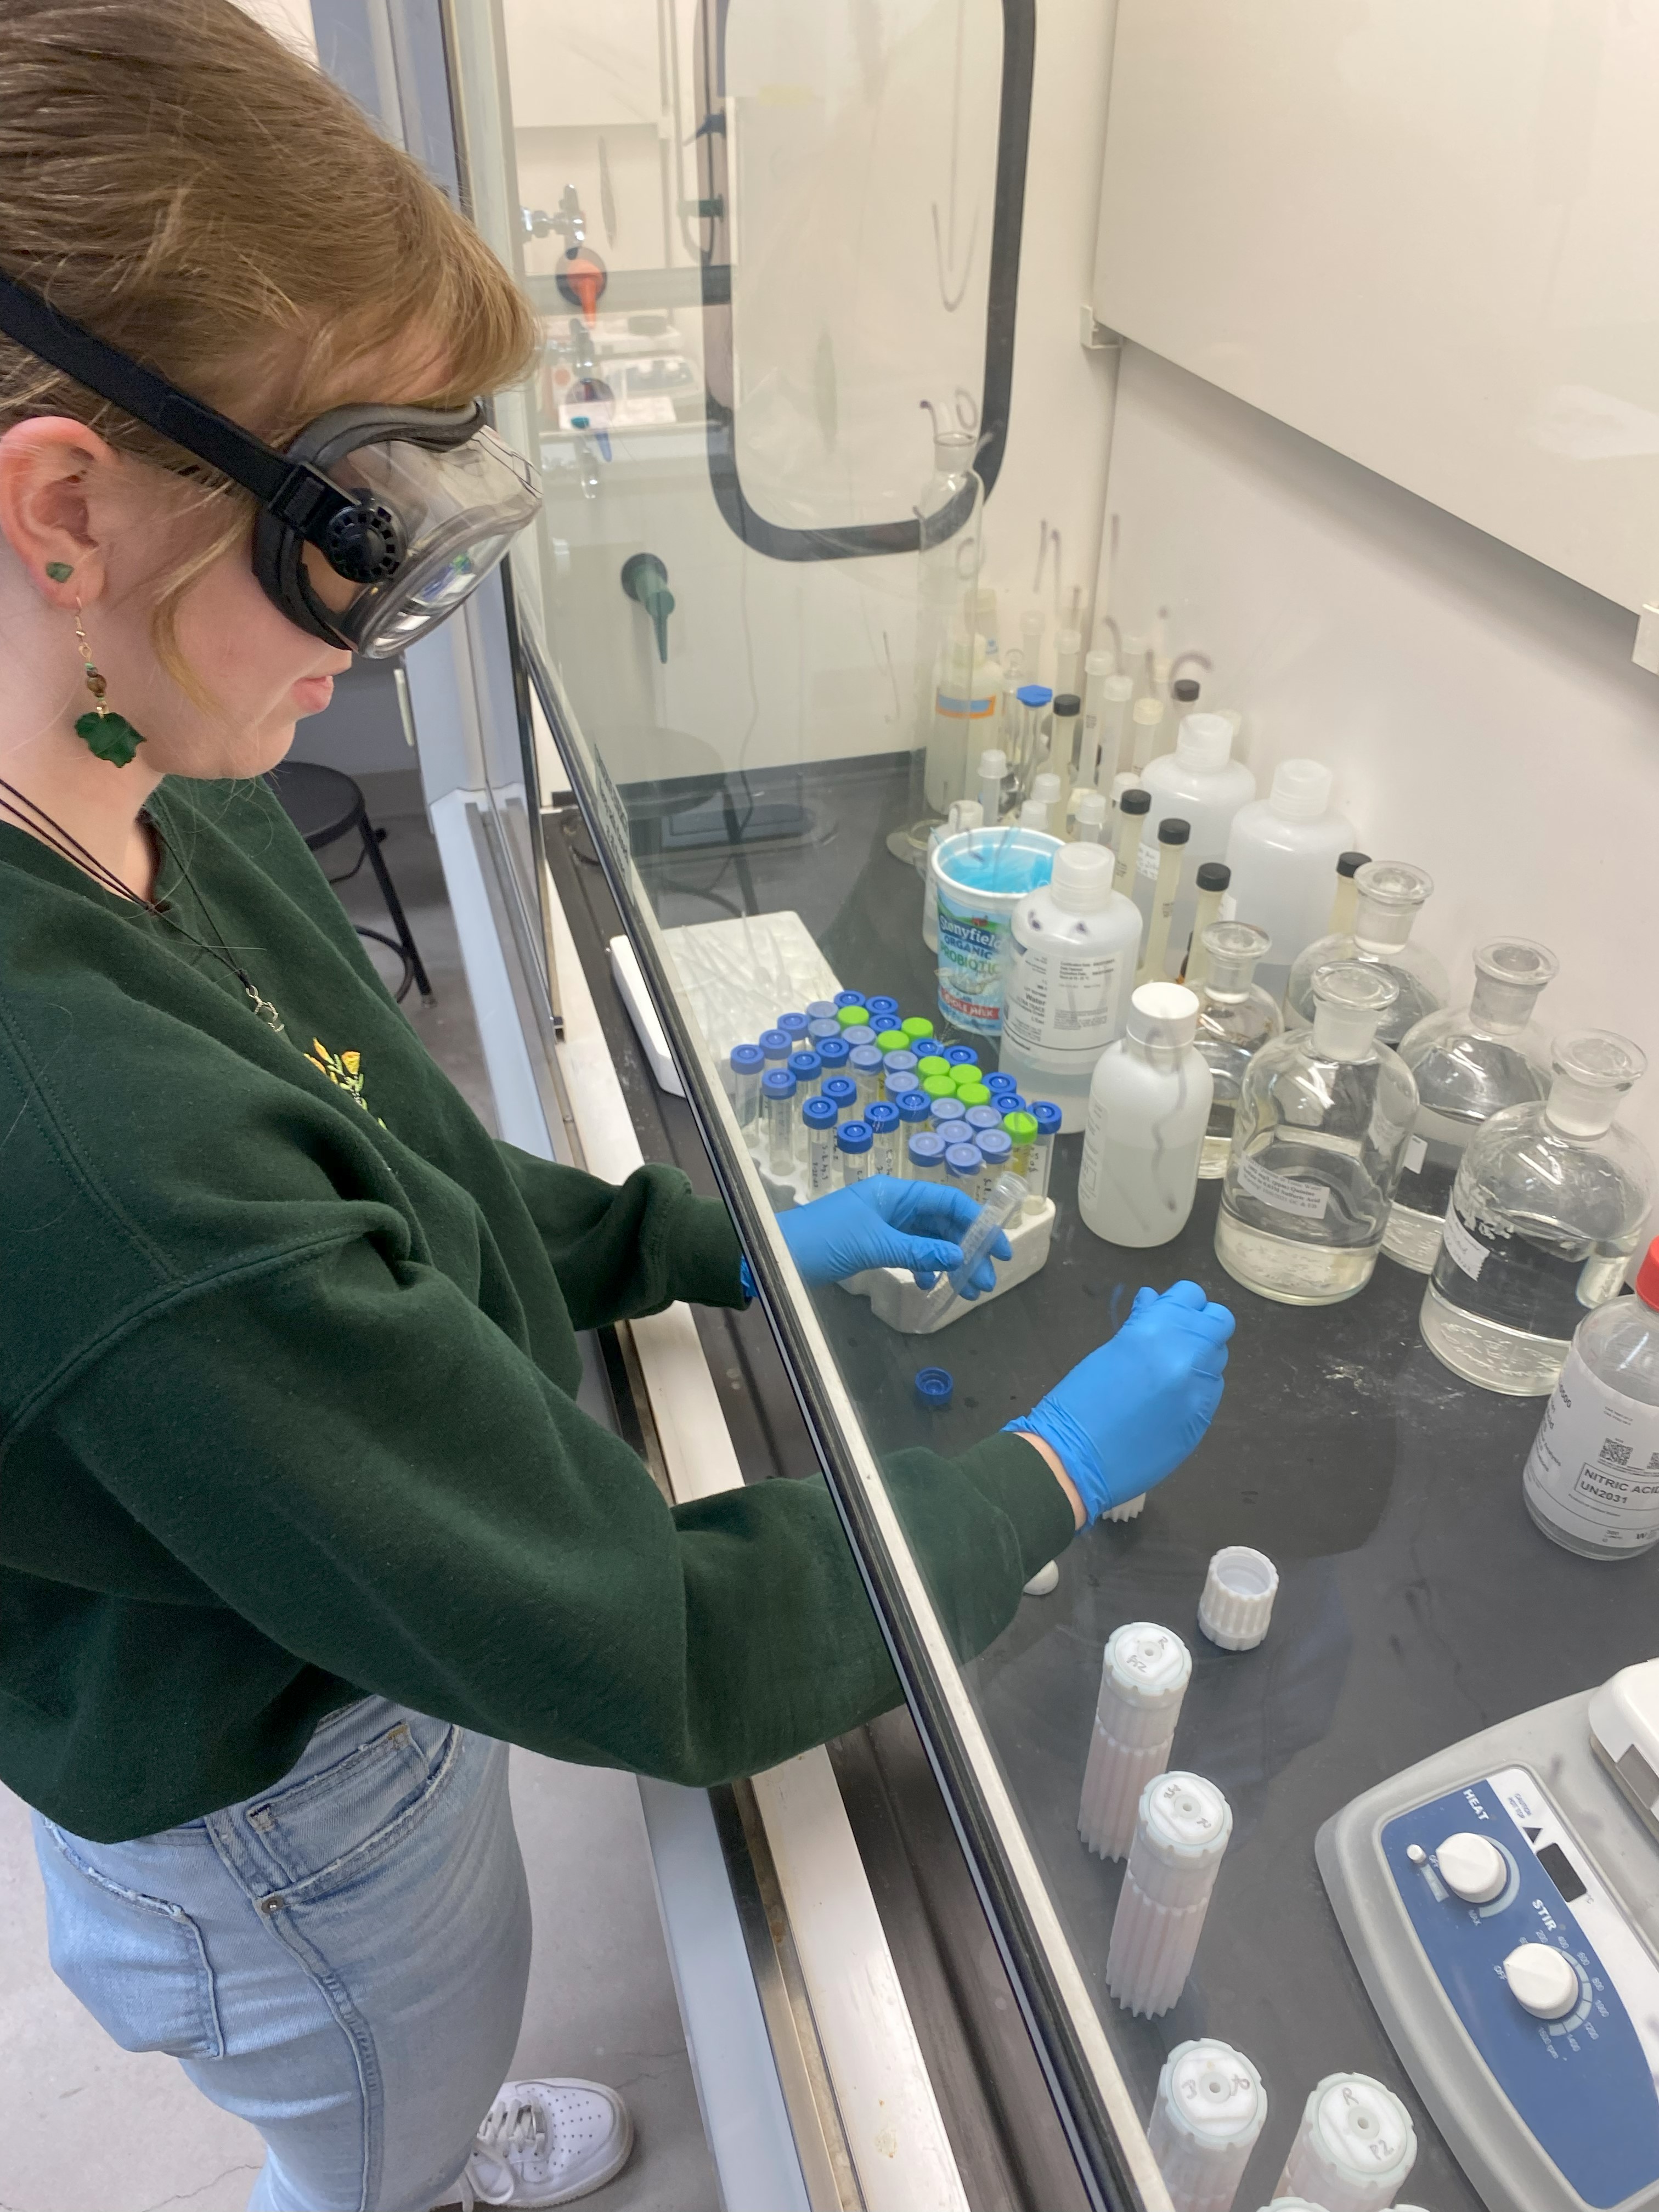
0,776,1071,1843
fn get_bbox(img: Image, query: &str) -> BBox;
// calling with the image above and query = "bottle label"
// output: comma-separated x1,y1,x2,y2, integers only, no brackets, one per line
1439,1201,1489,1280
1136,839,1160,881
808,1138,837,1199
934,892,1012,1035
1235,1152,1330,1220
935,688,996,720
1001,939,1130,1060
1523,1345,1659,1554
1404,1133,1428,1173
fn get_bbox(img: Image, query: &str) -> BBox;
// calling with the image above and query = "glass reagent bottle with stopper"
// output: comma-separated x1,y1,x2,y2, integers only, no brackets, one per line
1384,937,1558,1272
1215,962,1418,1304
1523,1235,1659,1558
1285,860,1448,1043
1192,921,1283,1178
1421,1031,1654,1395
1078,982,1212,1248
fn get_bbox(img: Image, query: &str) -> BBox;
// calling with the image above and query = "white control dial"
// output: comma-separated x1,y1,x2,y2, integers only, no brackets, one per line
1502,1942,1581,2020
1435,1830,1508,1904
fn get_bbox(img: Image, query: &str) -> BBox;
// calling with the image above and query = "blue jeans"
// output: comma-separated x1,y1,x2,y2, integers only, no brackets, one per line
32,1699,531,2212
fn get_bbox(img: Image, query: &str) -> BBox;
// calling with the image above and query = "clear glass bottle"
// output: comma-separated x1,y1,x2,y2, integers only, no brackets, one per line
1383,938,1558,1272
1192,921,1283,1178
1284,860,1449,1044
1215,963,1418,1305
1420,1032,1654,1396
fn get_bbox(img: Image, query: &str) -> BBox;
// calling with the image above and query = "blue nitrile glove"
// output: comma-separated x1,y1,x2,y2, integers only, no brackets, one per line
777,1175,1013,1294
1008,1280,1235,1521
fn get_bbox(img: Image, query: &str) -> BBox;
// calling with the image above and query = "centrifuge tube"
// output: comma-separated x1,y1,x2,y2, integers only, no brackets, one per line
1113,786,1150,897
907,1131,946,1183
761,1068,798,1176
866,1100,901,1178
1105,1771,1232,2018
837,1120,872,1185
1274,2074,1417,2212
849,1044,883,1107
788,1048,821,1099
730,1043,763,1136
802,1097,838,1198
1148,2038,1267,2212
1079,1623,1191,1863
975,1127,1013,1196
1198,1548,1278,1652
944,1143,981,1201
1028,1101,1060,1210
821,1074,858,1121
921,1171,1027,1319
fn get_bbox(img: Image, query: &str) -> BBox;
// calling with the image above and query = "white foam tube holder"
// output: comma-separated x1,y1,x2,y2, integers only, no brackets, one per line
1148,2038,1267,2212
1198,1546,1279,1651
836,1199,1055,1334
1105,1771,1232,2018
1079,1623,1192,1862
1274,2073,1418,2212
1107,1492,1147,1522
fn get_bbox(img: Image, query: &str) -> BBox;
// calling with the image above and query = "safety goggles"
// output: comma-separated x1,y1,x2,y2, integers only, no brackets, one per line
0,270,541,656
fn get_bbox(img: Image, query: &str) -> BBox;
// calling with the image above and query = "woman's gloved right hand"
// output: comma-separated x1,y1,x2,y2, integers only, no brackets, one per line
1007,1280,1235,1522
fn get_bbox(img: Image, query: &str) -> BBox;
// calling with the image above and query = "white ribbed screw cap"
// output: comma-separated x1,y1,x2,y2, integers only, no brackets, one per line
1107,1491,1147,1522
1022,1561,1060,1597
1103,1622,1192,1714
1276,2073,1417,2212
1198,1545,1279,1651
1148,2038,1267,2212
1257,2201,1324,2211
1138,1771,1232,1875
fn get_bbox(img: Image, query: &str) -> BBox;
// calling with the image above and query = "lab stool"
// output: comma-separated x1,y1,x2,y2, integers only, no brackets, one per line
266,760,433,1004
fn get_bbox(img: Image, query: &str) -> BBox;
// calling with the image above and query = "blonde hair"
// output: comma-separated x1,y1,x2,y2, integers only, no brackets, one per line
0,0,536,662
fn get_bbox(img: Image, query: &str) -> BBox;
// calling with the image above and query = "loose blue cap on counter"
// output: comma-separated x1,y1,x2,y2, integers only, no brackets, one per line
805,1000,838,1022
915,1365,953,1408
841,1024,877,1048
1032,1101,1063,1137
930,1095,966,1126
730,1043,764,1075
833,991,867,1011
759,1029,791,1062
945,1143,983,1180
788,1050,822,1085
883,1048,918,1076
908,1131,947,1169
761,1068,797,1099
866,1101,899,1135
837,1120,873,1154
777,1011,809,1039
945,1045,980,1069
894,1091,931,1124
849,1045,883,1076
1015,682,1054,708
817,1036,850,1070
964,1104,1003,1134
866,995,900,1024
985,1071,1018,1095
821,1076,858,1116
977,1128,1014,1169
802,1096,838,1132
808,1018,841,1043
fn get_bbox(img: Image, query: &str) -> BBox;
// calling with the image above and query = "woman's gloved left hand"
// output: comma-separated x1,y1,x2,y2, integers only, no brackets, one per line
777,1175,1012,1292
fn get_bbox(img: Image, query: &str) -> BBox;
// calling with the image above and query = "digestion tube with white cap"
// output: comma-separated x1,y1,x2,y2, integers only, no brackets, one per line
1113,786,1151,899
1105,1771,1232,2018
977,747,1007,825
1198,1547,1279,1651
1138,818,1192,985
761,1068,798,1176
1148,2038,1267,2212
1274,2074,1417,2212
1079,1622,1191,1861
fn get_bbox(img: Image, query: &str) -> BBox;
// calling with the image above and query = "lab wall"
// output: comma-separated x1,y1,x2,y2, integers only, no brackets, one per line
1099,342,1659,1183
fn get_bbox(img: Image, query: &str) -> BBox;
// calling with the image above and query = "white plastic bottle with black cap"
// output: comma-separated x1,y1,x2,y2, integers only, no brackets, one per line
1105,1771,1232,2017
999,843,1141,1130
1147,2037,1267,2212
1223,758,1356,1002
1137,714,1256,971
1079,983,1212,1247
1274,2073,1417,2212
1079,1622,1191,1861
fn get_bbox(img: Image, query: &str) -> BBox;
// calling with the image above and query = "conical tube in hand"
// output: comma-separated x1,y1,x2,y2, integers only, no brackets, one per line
925,1171,1028,1317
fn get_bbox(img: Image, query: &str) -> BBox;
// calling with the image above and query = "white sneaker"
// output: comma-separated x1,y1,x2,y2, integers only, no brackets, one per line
461,2079,635,2208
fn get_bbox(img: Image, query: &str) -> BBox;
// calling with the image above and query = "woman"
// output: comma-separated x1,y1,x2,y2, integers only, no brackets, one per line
0,6,1234,2209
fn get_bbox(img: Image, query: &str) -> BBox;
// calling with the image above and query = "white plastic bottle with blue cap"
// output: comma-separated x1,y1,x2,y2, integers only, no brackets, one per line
1079,985,1212,1248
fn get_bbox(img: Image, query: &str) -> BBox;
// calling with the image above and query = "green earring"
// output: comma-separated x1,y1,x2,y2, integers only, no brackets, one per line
73,607,145,769
45,560,73,584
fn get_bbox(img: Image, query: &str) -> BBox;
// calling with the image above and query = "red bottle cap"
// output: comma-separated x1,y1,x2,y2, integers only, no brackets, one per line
1637,1238,1659,1310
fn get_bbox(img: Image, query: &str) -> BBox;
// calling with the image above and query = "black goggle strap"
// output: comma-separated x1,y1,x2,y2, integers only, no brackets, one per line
0,269,358,551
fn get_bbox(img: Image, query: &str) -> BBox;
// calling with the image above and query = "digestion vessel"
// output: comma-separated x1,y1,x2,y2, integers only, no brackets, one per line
1215,963,1417,1305
1274,2073,1417,2212
998,843,1141,1130
1421,1030,1654,1395
1147,2038,1267,2212
1383,936,1556,1271
1284,860,1448,1042
1078,983,1212,1249
1105,1771,1232,2018
1523,1235,1659,1558
1079,1621,1192,1863
1190,921,1282,1178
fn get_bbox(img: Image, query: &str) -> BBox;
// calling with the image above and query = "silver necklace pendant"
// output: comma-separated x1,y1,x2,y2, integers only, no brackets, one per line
244,983,285,1032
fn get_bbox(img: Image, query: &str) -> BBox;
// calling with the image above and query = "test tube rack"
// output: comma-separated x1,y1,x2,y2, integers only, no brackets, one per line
835,1198,1056,1334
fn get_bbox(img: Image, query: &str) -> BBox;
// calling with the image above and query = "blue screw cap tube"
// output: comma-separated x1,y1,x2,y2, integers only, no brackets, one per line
964,1103,1004,1135
833,991,867,1011
915,1365,953,1408
946,1045,980,1070
840,1024,877,1048
777,1012,810,1042
883,1048,919,1079
837,1119,874,1184
944,1142,982,1188
929,1094,967,1135
787,1049,822,1098
894,1090,932,1127
816,1035,850,1073
805,1000,838,1022
1030,1101,1061,1207
907,1130,947,1183
729,1042,764,1135
761,1068,798,1175
1001,1094,1028,1115
802,1094,839,1197
974,1127,1014,1203
759,1029,791,1064
849,1043,884,1105
866,1098,901,1177
866,995,901,1025
808,1018,841,1045
821,1074,859,1120
985,1071,1019,1097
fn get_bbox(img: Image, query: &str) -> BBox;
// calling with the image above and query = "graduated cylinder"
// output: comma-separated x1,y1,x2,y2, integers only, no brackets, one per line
1105,1771,1232,2018
1147,2037,1267,2212
1078,1623,1191,1861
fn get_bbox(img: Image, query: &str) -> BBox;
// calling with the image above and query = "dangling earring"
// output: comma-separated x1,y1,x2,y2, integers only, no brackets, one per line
72,603,146,769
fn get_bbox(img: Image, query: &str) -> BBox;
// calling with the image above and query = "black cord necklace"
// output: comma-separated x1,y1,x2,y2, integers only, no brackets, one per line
0,774,285,1032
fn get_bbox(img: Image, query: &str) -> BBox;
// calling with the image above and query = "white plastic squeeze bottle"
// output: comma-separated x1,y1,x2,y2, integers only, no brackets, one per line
1079,983,1212,1246
1138,713,1256,969
1223,757,1356,1002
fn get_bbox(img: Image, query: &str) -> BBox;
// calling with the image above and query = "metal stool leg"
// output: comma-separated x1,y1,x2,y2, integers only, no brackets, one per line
360,818,434,1003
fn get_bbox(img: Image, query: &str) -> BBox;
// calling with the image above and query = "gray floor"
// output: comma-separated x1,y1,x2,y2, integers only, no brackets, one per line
0,806,718,2212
